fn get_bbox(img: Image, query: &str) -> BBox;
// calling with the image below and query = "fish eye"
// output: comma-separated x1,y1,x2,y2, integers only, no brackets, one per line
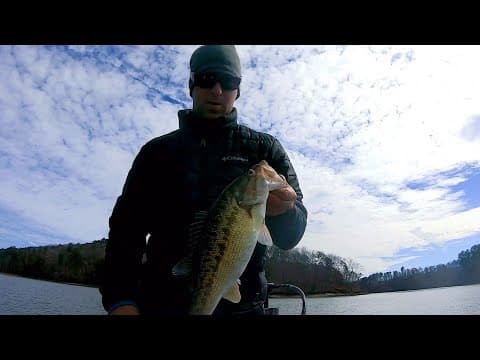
248,169,255,176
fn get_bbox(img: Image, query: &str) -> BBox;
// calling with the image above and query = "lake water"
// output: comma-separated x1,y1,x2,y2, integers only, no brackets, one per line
269,283,480,315
0,273,106,315
2,273,480,315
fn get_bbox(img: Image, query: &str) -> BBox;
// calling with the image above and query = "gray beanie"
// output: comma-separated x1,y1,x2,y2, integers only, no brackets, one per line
189,45,242,98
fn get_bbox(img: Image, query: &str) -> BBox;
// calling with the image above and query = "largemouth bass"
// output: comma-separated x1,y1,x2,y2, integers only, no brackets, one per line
172,160,289,315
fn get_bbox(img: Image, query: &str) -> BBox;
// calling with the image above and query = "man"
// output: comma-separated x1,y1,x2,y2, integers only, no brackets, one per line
100,45,308,315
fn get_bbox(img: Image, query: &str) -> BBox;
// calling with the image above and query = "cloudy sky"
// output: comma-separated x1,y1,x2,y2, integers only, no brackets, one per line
1,45,479,275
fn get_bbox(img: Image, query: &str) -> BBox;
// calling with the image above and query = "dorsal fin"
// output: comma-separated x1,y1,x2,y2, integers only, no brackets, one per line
193,210,209,222
186,210,209,250
172,210,209,280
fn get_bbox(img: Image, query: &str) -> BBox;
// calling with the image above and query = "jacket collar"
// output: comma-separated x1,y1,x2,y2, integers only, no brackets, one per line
178,108,238,135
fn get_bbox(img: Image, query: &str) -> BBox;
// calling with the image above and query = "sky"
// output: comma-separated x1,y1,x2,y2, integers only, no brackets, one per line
1,45,479,276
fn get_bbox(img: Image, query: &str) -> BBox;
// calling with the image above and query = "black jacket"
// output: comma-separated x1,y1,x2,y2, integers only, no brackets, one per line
100,108,308,315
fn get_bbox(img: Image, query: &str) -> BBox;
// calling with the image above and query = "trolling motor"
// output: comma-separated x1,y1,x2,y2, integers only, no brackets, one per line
264,282,307,315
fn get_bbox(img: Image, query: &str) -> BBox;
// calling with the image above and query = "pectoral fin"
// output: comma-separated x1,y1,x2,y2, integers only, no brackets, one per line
257,224,273,246
223,280,242,303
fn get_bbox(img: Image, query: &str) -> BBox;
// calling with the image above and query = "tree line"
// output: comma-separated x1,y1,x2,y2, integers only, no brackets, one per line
265,246,363,294
0,238,363,293
1,239,479,295
358,244,480,293
0,240,106,286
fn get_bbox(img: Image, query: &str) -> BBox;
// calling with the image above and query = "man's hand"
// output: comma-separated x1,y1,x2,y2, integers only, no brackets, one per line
109,305,141,315
266,185,297,216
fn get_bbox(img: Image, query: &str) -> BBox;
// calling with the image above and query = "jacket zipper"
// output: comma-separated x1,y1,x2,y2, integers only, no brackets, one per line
199,137,208,209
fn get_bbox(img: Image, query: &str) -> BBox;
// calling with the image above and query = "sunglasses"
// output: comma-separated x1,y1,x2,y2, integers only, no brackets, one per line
191,72,241,91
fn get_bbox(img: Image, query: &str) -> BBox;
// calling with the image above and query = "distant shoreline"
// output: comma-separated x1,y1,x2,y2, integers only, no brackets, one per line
1,272,367,298
0,272,99,289
270,292,365,299
307,292,365,298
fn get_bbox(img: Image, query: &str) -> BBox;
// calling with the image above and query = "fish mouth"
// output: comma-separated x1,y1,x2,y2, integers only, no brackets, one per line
238,199,264,206
266,180,289,191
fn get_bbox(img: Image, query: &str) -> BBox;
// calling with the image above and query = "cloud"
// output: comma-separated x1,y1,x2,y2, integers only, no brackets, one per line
237,45,480,274
1,45,480,276
461,114,480,141
0,45,181,245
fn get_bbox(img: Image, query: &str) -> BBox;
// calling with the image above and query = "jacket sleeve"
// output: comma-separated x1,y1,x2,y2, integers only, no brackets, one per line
265,137,308,250
99,143,153,312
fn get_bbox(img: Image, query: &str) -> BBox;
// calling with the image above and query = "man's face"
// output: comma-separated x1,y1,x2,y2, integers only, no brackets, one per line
191,72,239,120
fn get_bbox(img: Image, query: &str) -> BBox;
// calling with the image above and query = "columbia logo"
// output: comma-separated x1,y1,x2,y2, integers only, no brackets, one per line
222,155,249,162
